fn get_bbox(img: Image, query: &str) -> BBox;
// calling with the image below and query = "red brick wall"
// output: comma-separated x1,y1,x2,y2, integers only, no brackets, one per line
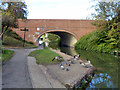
12,19,96,45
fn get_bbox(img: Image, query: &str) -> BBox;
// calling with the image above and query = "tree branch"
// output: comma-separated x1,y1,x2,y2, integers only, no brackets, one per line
0,25,9,38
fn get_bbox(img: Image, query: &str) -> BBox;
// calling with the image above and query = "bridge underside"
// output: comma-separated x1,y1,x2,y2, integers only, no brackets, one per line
52,32,77,47
37,31,77,47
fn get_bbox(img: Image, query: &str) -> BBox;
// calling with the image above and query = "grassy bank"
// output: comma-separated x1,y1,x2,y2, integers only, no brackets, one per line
3,36,37,48
2,49,14,62
75,29,120,54
29,48,63,65
2,29,37,48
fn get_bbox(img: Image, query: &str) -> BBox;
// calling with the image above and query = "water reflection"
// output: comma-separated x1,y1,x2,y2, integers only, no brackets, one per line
89,73,116,88
60,47,120,88
60,46,77,56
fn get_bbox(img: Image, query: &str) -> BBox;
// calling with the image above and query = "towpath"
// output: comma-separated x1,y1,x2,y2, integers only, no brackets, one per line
2,47,42,88
2,48,33,88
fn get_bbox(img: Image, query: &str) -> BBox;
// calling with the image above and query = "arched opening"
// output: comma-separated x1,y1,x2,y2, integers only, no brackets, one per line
37,30,78,47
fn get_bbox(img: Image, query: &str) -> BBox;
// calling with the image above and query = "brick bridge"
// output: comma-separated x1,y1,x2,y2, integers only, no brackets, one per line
12,19,96,47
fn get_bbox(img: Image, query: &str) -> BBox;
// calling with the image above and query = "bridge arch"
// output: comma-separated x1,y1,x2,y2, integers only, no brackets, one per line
36,29,78,47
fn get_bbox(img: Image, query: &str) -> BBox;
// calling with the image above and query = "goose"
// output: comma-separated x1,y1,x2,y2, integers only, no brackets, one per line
67,63,71,66
60,61,66,65
67,58,76,64
52,56,62,61
60,61,71,66
59,61,70,71
65,67,69,71
59,63,63,66
71,60,76,64
60,65,64,70
65,62,71,66
87,60,91,64
85,60,91,64
80,62,85,66
73,54,80,60
67,55,80,64
84,60,91,68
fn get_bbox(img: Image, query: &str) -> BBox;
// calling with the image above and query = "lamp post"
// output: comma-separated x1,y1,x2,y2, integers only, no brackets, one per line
20,28,28,47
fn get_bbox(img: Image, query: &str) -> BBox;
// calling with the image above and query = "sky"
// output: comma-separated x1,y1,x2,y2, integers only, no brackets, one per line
25,0,97,19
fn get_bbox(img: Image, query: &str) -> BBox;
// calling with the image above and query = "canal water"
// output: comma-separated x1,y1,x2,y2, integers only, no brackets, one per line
60,46,120,88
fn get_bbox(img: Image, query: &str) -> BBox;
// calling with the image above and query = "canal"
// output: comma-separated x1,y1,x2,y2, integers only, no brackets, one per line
60,46,120,88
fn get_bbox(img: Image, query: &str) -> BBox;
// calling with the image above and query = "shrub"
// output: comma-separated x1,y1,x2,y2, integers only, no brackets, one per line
75,29,120,54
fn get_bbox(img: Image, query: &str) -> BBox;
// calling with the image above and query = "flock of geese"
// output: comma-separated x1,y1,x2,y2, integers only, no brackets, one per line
52,54,91,71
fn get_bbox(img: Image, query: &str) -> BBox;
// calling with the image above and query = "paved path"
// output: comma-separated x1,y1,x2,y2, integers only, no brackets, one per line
27,56,66,88
2,48,33,88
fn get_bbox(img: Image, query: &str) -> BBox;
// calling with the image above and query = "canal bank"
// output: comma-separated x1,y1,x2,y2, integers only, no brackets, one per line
27,48,95,88
59,47,120,89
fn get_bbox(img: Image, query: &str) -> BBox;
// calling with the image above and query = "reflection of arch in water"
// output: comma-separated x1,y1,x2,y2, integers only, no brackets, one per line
37,29,78,47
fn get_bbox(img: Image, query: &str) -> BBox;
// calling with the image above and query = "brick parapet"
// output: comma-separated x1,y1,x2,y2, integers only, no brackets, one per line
12,19,96,45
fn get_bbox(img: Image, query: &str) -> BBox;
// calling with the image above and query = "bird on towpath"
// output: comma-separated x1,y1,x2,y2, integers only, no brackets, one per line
73,54,80,60
52,56,63,61
66,54,80,64
86,60,91,64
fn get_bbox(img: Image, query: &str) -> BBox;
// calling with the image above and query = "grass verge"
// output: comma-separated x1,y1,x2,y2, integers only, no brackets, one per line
29,48,63,65
2,49,14,62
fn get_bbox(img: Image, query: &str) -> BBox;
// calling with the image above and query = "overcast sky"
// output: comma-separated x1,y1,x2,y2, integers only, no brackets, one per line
25,0,97,19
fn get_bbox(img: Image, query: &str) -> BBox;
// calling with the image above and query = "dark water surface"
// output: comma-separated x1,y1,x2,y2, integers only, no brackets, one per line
60,46,120,88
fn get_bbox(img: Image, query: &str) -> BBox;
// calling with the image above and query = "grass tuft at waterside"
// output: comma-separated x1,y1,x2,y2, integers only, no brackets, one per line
28,47,63,65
